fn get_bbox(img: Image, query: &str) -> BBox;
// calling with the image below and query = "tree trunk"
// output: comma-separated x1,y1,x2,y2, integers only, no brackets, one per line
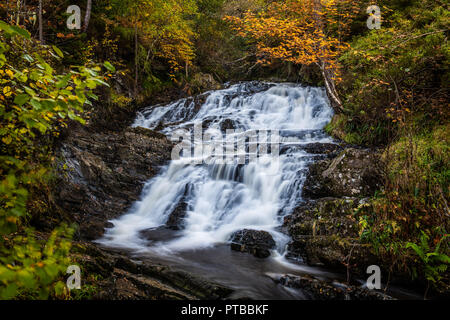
38,0,44,43
83,0,92,32
319,61,343,112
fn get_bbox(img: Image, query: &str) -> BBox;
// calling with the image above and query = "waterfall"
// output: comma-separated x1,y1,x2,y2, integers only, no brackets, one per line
98,82,334,255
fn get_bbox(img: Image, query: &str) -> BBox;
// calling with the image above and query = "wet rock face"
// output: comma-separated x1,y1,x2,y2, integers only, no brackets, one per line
283,198,361,239
220,119,236,132
275,274,394,300
302,148,382,199
55,126,173,240
229,229,276,258
283,197,378,275
286,236,378,271
166,201,188,230
166,184,192,230
73,243,233,300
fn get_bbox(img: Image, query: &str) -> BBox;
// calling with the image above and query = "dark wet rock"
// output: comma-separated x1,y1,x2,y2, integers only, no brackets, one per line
283,197,378,276
166,184,191,230
229,229,276,258
302,148,382,199
72,242,233,300
220,119,236,131
283,198,361,239
55,126,173,240
275,274,394,300
140,226,183,243
280,143,343,157
149,94,210,131
302,143,343,155
166,202,188,230
286,236,378,273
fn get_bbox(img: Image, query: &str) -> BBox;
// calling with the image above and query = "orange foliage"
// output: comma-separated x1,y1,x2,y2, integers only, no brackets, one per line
225,0,359,107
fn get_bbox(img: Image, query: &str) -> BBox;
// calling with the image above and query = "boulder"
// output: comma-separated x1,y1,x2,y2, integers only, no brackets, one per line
229,229,276,258
302,148,382,199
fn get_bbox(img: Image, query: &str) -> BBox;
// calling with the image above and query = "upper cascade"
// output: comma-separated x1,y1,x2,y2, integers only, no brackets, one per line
99,82,334,254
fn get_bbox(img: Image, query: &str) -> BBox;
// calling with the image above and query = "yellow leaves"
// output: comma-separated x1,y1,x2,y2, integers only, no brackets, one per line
3,86,12,97
2,136,12,145
5,69,14,78
5,216,17,223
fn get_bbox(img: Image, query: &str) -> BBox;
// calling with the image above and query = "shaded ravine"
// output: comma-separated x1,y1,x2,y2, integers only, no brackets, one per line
96,82,415,299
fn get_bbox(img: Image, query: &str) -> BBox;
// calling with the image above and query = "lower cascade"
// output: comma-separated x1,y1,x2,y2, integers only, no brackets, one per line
99,82,334,256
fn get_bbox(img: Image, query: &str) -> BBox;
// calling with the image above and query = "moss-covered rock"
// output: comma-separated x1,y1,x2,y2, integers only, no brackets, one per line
284,197,361,238
284,197,378,276
302,148,382,199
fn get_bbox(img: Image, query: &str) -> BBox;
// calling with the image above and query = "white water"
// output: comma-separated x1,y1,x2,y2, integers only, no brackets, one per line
99,82,334,255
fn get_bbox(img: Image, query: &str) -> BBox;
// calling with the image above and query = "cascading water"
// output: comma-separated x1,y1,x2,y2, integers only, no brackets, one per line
99,82,334,253
98,82,338,298
97,82,421,300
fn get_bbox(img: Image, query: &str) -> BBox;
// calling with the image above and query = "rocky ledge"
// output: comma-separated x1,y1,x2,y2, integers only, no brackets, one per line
284,148,384,279
274,274,394,300
72,242,233,299
54,125,172,240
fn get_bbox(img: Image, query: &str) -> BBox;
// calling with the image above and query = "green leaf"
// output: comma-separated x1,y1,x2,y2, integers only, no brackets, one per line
29,98,42,110
14,94,30,106
103,61,116,72
9,25,31,39
56,74,71,89
52,46,64,58
0,20,13,35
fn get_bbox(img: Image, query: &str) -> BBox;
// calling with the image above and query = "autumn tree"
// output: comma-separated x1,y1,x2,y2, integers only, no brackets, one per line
225,0,359,110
